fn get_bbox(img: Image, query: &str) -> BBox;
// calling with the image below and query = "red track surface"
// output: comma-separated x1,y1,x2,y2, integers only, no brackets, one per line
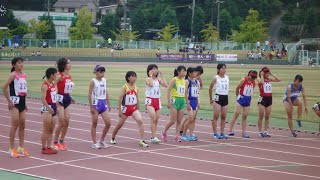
0,95,320,180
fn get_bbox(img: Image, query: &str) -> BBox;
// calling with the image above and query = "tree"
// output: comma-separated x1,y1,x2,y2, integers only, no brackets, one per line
131,9,148,38
200,23,219,42
219,9,232,40
193,6,206,41
69,8,97,40
40,15,56,39
111,29,140,41
28,19,50,39
7,9,28,37
159,7,179,28
157,23,180,42
231,9,268,43
100,13,120,40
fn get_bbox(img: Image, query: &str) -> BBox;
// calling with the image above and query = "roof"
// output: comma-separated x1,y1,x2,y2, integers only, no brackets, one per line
53,0,98,8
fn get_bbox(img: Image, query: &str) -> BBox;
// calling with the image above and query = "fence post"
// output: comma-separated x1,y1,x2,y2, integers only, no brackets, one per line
82,40,84,48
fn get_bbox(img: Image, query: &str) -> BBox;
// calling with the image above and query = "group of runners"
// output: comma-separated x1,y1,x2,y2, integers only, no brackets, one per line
2,57,319,158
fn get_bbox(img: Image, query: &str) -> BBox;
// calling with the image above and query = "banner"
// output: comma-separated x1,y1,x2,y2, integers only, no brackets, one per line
216,54,237,62
187,54,214,61
0,0,8,29
159,54,185,61
0,50,22,60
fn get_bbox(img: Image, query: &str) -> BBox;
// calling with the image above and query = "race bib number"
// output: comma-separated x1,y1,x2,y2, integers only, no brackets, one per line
125,95,137,105
191,87,199,97
10,96,20,104
145,98,152,105
92,97,97,105
213,95,219,102
121,105,127,113
170,98,175,104
41,105,51,112
243,86,253,96
258,96,263,103
221,84,228,91
50,91,57,103
263,83,272,93
56,94,64,102
177,85,185,96
64,82,74,93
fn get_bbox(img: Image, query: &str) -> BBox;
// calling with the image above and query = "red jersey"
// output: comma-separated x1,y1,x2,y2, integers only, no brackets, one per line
57,73,74,94
121,84,138,106
258,79,272,97
43,81,57,104
239,77,255,96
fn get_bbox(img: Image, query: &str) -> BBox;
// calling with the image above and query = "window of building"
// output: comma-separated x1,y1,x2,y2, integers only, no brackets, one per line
68,8,75,12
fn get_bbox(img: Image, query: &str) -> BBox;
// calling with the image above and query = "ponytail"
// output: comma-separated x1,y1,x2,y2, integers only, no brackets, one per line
173,65,186,77
11,67,15,72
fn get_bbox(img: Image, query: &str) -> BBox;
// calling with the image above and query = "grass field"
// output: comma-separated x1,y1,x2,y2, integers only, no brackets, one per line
0,61,319,132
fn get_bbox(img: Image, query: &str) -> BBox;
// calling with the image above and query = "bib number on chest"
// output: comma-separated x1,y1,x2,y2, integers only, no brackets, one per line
243,86,253,96
41,105,51,112
125,95,137,105
263,83,272,93
177,85,185,96
10,96,20,104
191,87,199,97
56,94,64,102
64,82,74,93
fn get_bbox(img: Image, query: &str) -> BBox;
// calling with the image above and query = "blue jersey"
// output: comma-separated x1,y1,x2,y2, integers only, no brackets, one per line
284,83,302,101
187,78,199,100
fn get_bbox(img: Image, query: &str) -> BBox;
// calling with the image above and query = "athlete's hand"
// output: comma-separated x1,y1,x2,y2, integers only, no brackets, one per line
71,98,76,104
8,101,14,111
210,100,213,105
90,106,95,114
25,105,28,112
167,103,172,109
187,104,191,111
304,107,308,114
108,106,111,112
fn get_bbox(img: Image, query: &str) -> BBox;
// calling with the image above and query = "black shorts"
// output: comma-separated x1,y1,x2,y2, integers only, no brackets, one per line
258,96,272,107
58,94,72,109
41,103,57,117
214,94,228,107
12,96,26,112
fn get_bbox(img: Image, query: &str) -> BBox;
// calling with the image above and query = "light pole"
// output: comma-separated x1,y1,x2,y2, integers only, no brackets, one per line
214,0,224,32
191,0,195,41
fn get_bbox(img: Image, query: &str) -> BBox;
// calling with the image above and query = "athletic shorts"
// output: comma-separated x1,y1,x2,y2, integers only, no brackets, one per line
189,99,198,110
93,99,108,114
258,96,272,107
57,94,72,109
213,94,228,107
237,95,252,107
313,103,320,110
171,97,186,110
41,103,57,116
121,105,138,117
145,97,161,111
283,96,298,103
10,96,26,112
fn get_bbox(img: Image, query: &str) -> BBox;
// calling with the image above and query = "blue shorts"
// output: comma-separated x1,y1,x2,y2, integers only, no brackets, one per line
237,95,251,107
59,94,72,109
94,99,108,114
189,99,198,110
283,96,298,103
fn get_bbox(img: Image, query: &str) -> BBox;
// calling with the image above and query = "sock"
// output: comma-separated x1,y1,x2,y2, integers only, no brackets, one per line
54,141,58,144
112,138,115,141
179,131,183,135
59,140,64,143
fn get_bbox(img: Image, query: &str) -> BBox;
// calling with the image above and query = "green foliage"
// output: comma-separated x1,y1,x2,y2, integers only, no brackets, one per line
100,13,120,40
40,15,56,39
0,29,13,40
116,4,124,18
219,9,232,40
200,23,219,42
27,19,50,39
193,6,206,41
111,29,140,41
157,23,180,42
131,9,148,38
69,9,97,40
6,9,28,37
159,7,179,28
231,9,268,43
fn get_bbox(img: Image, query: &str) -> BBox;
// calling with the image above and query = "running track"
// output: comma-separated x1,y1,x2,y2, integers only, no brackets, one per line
0,95,320,180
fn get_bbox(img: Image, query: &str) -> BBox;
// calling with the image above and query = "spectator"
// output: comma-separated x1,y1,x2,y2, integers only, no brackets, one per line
36,51,41,56
31,51,35,56
156,48,160,57
108,38,112,48
23,43,27,49
265,40,269,50
256,41,260,50
96,43,101,48
276,49,281,59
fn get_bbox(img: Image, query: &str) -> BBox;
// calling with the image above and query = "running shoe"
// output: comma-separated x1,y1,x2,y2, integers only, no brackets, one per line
181,135,190,141
138,140,149,147
263,132,271,137
59,142,67,150
291,132,297,137
213,133,221,139
42,148,57,154
296,120,302,127
162,132,168,141
220,133,228,139
99,141,109,149
242,132,250,138
92,142,101,149
9,148,19,158
52,143,64,150
228,131,235,136
189,135,198,141
175,136,182,142
48,147,58,154
110,139,116,144
17,147,30,156
150,137,161,144
259,132,265,137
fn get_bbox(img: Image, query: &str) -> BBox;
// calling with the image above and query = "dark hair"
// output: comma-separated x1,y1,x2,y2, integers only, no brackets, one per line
185,67,195,79
173,65,186,77
93,65,105,73
258,67,270,78
43,67,57,79
125,71,137,83
146,64,158,77
56,57,69,72
11,57,24,72
195,66,204,74
248,70,258,79
294,74,303,82
217,63,226,74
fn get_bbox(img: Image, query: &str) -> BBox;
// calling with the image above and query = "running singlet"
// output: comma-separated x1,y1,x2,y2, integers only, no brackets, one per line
284,83,302,99
188,78,199,100
171,77,186,98
259,79,272,97
239,77,255,96
215,75,229,95
57,73,74,94
9,71,27,97
92,78,107,105
43,81,57,104
145,78,161,98
122,84,138,106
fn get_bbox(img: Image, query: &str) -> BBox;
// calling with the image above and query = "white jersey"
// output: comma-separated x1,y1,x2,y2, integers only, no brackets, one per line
214,75,229,95
92,78,107,105
145,78,161,98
